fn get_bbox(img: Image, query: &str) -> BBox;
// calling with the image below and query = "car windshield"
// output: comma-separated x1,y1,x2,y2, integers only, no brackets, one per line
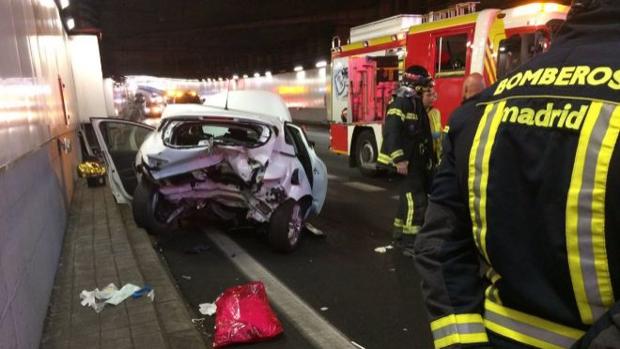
162,120,270,148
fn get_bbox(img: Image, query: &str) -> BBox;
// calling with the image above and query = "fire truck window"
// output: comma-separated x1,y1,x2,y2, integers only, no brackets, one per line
497,31,550,79
435,34,468,78
374,56,399,83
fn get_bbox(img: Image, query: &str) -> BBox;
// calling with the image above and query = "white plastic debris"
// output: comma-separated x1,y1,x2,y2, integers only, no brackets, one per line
80,290,104,313
80,283,119,313
97,283,119,299
305,223,325,236
79,283,141,312
320,307,328,312
147,289,155,302
105,284,141,305
374,245,394,253
182,275,192,280
199,302,217,316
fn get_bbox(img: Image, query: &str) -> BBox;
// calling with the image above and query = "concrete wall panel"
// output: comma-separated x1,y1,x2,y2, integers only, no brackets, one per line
0,0,85,348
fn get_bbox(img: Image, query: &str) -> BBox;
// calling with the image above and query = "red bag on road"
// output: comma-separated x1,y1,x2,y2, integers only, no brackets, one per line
213,281,283,348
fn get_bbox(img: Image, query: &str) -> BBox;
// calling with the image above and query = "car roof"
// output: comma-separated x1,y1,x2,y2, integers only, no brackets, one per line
161,103,282,126
203,90,291,123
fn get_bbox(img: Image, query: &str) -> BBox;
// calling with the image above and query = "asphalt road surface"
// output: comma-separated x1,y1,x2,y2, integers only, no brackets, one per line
152,126,434,349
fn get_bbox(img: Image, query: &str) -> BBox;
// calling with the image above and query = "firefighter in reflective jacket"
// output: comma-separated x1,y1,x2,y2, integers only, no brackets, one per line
415,1,620,348
378,65,436,246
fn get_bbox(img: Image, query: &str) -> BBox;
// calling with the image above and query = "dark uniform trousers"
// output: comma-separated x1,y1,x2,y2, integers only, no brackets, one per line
378,89,435,237
394,165,431,235
414,2,620,348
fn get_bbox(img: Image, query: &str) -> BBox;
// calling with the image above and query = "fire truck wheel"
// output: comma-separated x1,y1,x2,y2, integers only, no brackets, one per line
355,130,379,177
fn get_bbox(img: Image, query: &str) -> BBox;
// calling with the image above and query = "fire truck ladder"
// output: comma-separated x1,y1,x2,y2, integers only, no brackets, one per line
423,2,479,23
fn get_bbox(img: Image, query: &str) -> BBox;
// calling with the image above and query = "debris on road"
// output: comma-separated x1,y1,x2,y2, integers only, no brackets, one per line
181,275,192,280
106,284,142,305
80,283,116,313
320,306,328,312
213,281,283,348
402,248,415,258
351,340,367,349
131,285,153,299
199,302,217,316
305,223,326,237
374,245,394,253
147,289,155,302
184,243,210,254
80,283,142,312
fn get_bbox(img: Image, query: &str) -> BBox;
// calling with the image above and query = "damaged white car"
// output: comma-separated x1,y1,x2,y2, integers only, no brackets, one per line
91,91,327,252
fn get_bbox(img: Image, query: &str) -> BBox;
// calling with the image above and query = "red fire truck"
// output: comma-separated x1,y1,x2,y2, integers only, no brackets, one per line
328,2,569,176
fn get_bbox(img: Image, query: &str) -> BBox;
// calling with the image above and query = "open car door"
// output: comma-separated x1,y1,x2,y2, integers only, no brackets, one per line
285,124,328,217
90,118,155,204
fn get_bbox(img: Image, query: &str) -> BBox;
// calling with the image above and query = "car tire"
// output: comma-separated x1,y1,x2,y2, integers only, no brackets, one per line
132,180,169,235
268,199,304,253
355,130,380,177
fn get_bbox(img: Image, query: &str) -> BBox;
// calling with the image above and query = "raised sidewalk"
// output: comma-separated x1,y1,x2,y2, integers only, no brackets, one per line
40,183,206,349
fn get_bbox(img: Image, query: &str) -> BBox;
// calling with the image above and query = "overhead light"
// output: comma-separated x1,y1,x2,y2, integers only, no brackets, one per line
218,77,223,81
294,66,303,72
60,0,70,9
232,74,239,80
315,61,327,68
265,71,272,78
243,74,249,79
253,72,260,78
66,17,75,30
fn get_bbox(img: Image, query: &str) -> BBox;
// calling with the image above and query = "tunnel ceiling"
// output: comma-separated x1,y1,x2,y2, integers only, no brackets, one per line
88,0,572,79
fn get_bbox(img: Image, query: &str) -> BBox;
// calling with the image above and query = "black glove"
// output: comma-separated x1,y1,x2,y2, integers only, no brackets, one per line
572,302,620,349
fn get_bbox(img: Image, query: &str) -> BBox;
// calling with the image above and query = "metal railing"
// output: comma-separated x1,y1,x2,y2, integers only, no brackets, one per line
423,2,479,23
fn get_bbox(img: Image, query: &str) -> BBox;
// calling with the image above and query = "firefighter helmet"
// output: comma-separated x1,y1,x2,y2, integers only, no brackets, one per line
402,65,434,93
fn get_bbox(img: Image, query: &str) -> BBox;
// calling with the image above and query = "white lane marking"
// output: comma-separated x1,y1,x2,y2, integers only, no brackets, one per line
343,181,386,192
327,174,340,181
207,231,355,349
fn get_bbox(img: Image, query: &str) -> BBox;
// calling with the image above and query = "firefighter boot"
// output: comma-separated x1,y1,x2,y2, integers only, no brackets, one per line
402,236,417,258
392,218,404,241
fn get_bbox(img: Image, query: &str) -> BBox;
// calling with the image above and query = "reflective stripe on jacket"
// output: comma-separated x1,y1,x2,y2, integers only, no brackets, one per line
414,2,620,348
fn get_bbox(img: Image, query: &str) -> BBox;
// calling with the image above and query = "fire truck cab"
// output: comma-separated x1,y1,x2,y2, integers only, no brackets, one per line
328,2,569,176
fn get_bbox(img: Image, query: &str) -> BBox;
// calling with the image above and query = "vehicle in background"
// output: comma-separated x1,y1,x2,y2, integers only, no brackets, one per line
328,2,569,176
165,89,202,104
90,91,328,252
144,100,164,118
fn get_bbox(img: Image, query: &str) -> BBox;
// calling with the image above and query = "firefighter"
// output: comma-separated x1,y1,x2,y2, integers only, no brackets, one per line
378,65,436,248
422,85,443,162
461,72,486,103
414,1,620,348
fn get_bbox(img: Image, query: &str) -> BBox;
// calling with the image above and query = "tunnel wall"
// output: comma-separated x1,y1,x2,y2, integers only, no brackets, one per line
0,1,83,348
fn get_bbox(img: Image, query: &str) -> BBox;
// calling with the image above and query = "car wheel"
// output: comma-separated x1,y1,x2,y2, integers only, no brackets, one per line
132,180,170,235
268,199,304,253
355,130,379,177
